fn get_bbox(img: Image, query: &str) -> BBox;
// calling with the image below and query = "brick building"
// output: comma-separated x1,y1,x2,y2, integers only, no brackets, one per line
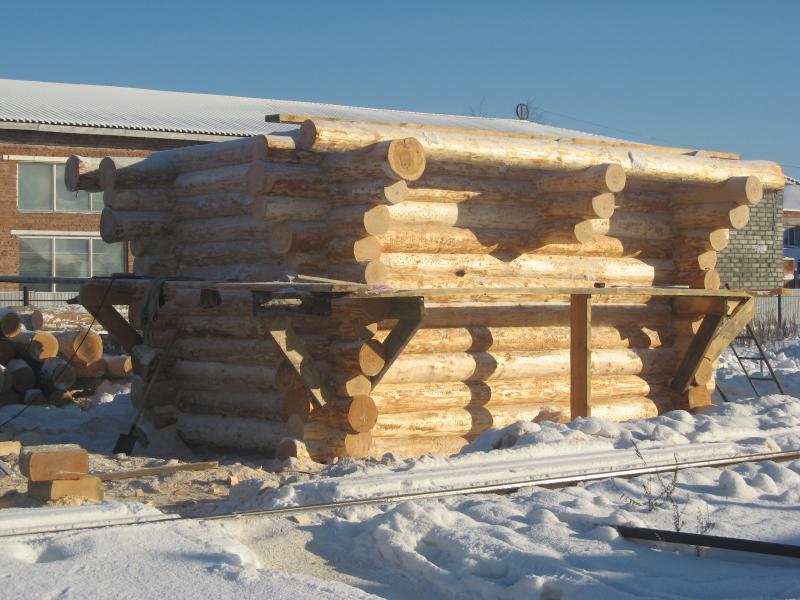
0,77,786,296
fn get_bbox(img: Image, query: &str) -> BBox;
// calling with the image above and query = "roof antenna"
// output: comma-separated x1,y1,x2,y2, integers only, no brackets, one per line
515,103,529,121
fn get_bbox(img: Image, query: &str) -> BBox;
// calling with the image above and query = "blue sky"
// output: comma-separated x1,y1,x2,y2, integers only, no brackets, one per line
2,1,797,176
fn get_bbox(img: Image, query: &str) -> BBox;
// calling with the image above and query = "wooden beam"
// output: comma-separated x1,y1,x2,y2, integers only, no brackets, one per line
268,317,334,409
671,314,724,394
570,293,592,419
371,297,425,390
93,461,219,481
79,282,142,352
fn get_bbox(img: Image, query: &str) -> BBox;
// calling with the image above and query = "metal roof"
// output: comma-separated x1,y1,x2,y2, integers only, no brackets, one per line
0,78,622,142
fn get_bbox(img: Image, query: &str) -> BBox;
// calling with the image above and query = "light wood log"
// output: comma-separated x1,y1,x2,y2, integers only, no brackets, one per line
175,262,286,282
104,188,172,211
672,297,729,317
72,358,106,379
65,155,102,192
172,191,251,219
171,360,277,392
173,163,250,197
168,136,259,173
10,308,44,332
371,376,669,413
373,225,534,255
250,133,321,164
377,253,672,286
675,229,730,253
537,218,607,245
671,176,763,206
0,309,23,338
170,336,281,365
174,240,273,265
672,204,750,230
245,160,324,196
0,339,15,365
379,348,675,384
100,208,173,243
176,389,285,420
133,254,178,277
130,237,175,257
131,376,175,409
298,119,785,188
53,328,103,364
105,354,132,378
252,196,328,223
297,419,372,458
10,330,58,361
322,139,426,182
99,156,173,191
613,190,670,211
535,163,627,193
7,359,34,392
376,324,669,353
369,434,468,458
407,176,537,205
676,269,721,290
536,192,616,219
37,357,76,392
673,251,718,272
326,339,386,377
365,201,538,232
48,390,75,406
326,260,389,285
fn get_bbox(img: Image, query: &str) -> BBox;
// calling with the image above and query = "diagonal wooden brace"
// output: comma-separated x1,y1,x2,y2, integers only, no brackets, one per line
268,316,334,409
671,296,755,394
79,280,142,352
370,296,424,390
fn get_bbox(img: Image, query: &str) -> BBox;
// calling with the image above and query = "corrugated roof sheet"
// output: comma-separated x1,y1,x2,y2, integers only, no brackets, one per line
0,78,623,142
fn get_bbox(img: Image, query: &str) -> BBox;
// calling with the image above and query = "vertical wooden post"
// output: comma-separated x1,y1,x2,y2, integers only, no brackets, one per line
570,293,592,419
23,286,30,306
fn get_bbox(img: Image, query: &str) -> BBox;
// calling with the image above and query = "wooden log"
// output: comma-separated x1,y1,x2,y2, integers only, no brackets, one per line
675,229,730,252
175,262,285,282
369,434,468,458
130,237,175,258
676,269,721,290
372,225,535,256
174,240,273,265
407,176,537,205
177,389,285,420
176,412,289,452
133,254,178,277
538,218,608,246
312,395,379,433
377,253,672,286
612,190,670,211
99,208,173,243
171,360,277,392
53,327,103,364
10,330,58,361
570,293,592,419
322,138,426,182
173,163,250,197
20,444,89,481
72,358,106,379
105,354,132,378
365,201,538,233
298,119,785,188
327,339,386,377
24,388,48,405
672,204,750,230
172,191,251,219
326,260,389,285
174,215,271,242
673,251,718,272
104,187,172,211
7,358,35,392
245,160,324,196
379,348,675,385
672,297,729,317
671,176,763,206
99,156,173,191
377,324,669,353
131,377,175,410
65,155,102,192
0,339,16,365
535,192,616,219
298,420,372,459
13,308,44,332
37,357,76,392
371,376,669,413
252,196,328,223
535,163,627,193
168,136,259,173
250,133,322,164
28,477,103,502
170,336,281,365
0,364,9,393
0,308,23,338
48,390,75,407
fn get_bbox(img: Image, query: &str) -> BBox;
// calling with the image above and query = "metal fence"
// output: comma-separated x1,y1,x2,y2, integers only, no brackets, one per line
0,290,77,307
752,290,800,341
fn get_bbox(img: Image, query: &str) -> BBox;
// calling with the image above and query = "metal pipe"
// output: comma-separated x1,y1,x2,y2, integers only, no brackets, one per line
0,275,93,285
617,526,800,559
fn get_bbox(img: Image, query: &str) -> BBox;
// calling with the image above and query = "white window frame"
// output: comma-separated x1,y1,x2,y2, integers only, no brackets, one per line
15,158,103,214
15,232,127,292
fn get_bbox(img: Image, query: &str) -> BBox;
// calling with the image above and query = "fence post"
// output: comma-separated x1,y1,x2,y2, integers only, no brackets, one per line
778,294,783,339
23,286,30,306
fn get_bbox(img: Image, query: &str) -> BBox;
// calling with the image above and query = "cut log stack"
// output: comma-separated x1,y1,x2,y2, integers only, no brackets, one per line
67,118,785,460
21,444,104,502
0,306,133,407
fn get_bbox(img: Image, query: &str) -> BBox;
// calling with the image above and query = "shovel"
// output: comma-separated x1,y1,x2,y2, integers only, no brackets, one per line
113,359,161,455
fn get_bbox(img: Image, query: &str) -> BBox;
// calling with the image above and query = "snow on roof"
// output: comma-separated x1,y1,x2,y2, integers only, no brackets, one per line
0,77,623,142
784,180,800,211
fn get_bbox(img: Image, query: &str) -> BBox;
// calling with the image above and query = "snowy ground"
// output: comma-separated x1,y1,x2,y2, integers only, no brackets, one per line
3,340,800,598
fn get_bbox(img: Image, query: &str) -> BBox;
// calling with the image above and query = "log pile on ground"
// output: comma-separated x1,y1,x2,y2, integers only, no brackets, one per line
0,306,133,407
67,118,784,460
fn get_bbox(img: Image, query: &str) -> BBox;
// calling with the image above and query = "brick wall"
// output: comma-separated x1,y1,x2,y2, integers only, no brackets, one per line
716,189,784,289
0,129,205,290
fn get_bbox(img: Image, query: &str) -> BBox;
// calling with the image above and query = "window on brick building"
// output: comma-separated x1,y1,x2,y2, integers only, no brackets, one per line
18,236,125,292
18,162,103,212
784,227,800,247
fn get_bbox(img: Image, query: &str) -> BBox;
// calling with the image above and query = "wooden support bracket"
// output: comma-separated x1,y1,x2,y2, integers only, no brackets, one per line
268,316,334,409
370,296,425,390
79,280,142,352
671,297,755,394
570,293,592,419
